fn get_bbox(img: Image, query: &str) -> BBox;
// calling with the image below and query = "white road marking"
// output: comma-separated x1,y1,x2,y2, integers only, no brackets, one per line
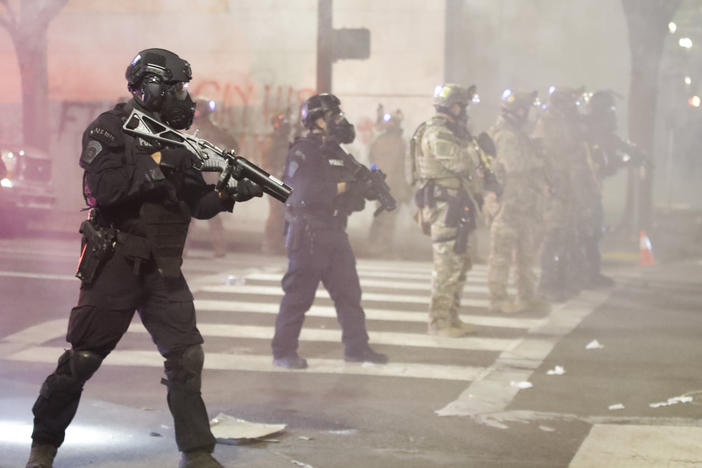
244,272,496,293
194,299,545,329
356,261,487,273
0,319,68,344
570,424,702,467
436,289,613,417
0,270,77,281
200,284,490,306
127,322,518,352
6,346,484,381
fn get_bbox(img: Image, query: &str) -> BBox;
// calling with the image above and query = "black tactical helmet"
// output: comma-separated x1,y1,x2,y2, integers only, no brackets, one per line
587,90,617,116
125,48,195,129
547,86,584,115
300,93,342,129
300,93,355,143
585,90,619,131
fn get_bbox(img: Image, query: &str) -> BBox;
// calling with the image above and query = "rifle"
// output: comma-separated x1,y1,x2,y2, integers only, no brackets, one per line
337,145,397,216
615,137,652,169
474,132,503,197
122,108,292,203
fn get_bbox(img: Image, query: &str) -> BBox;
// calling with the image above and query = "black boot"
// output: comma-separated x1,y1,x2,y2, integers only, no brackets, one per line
345,345,388,364
179,450,224,468
26,443,57,468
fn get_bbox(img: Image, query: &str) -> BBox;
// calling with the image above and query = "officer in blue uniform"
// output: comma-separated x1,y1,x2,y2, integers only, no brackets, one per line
271,93,388,369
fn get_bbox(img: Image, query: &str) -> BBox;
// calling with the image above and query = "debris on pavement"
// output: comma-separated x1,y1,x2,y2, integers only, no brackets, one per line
539,425,555,432
291,460,315,468
510,380,533,389
210,412,286,443
608,403,625,410
649,395,693,408
585,339,604,350
546,365,566,375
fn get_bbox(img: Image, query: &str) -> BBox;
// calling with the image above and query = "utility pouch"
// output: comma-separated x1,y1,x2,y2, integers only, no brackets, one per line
75,219,117,285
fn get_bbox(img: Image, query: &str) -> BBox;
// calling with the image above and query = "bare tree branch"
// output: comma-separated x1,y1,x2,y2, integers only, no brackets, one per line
35,0,68,26
0,0,18,33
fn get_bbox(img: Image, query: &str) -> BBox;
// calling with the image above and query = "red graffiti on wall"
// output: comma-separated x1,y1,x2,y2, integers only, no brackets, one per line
191,80,315,128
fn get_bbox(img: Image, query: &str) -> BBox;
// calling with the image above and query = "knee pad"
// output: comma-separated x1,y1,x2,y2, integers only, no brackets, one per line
39,350,103,398
69,350,104,382
163,345,204,393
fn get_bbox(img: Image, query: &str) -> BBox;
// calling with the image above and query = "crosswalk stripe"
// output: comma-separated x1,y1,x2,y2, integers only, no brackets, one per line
356,261,487,274
200,284,490,306
128,323,517,351
355,270,487,281
0,270,77,281
6,345,483,381
244,272,495,293
194,299,545,329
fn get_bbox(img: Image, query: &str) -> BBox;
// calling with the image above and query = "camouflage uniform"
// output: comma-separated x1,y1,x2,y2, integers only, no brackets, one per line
414,114,482,334
487,115,545,311
367,125,411,257
534,89,586,301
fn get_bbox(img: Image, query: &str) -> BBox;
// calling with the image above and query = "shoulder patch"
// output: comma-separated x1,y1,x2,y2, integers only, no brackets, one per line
81,139,104,166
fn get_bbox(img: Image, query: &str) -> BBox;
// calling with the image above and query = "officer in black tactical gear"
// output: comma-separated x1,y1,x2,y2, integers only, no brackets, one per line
579,90,649,288
271,93,388,369
25,48,262,468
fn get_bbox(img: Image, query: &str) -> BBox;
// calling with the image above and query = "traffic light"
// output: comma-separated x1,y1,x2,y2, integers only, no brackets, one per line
317,0,371,92
332,28,370,61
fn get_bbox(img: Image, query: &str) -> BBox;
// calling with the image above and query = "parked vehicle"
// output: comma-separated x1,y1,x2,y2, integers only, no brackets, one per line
0,144,56,235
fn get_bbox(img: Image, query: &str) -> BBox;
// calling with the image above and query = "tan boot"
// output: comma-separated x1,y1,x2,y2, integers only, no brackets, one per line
517,296,551,313
451,318,477,334
490,299,519,314
428,326,472,338
26,443,57,468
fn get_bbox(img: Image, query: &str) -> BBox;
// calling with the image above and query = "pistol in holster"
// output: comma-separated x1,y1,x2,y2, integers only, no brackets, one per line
75,219,117,286
444,192,476,255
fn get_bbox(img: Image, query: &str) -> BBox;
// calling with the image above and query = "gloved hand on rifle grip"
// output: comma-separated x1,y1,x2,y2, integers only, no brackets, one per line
227,178,263,202
155,147,197,172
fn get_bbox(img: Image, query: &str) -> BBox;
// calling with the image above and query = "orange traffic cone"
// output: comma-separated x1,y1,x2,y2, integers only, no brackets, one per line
639,231,655,267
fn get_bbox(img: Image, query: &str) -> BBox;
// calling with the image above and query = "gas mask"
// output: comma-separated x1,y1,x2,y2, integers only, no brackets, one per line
161,82,196,130
325,110,356,144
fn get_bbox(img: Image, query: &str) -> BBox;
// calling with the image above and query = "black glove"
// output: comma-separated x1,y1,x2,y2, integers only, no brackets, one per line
477,132,496,156
228,178,263,202
159,147,196,172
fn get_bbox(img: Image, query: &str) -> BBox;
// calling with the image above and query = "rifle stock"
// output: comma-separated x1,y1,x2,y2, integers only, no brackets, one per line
123,109,292,203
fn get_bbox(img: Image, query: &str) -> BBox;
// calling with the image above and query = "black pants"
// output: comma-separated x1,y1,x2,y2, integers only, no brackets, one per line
272,223,369,359
30,244,215,453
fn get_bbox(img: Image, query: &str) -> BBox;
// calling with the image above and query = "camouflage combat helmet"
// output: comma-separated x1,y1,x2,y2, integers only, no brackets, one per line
433,83,477,110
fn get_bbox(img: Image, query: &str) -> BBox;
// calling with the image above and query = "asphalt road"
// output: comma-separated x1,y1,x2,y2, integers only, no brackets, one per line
1,234,701,468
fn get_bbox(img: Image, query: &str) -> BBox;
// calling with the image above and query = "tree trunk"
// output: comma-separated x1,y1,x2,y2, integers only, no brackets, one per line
621,0,681,234
15,27,50,151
